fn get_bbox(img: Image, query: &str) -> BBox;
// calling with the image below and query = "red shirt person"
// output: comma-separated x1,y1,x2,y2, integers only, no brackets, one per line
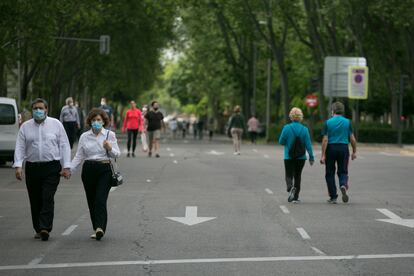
122,101,143,157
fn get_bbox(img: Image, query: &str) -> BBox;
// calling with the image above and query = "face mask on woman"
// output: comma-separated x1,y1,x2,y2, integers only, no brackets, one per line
32,109,46,121
91,121,103,130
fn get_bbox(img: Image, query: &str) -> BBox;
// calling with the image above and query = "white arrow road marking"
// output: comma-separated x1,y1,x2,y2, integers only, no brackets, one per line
311,247,326,256
376,209,414,228
166,206,216,226
265,188,274,195
62,225,78,236
280,205,290,214
379,152,401,157
296,227,311,240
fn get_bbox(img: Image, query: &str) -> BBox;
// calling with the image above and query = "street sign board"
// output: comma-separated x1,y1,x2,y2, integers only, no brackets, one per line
324,57,366,98
348,66,369,99
305,95,318,108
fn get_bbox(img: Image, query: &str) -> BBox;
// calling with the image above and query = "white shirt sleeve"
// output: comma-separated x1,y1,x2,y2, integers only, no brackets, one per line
70,135,86,172
107,131,121,159
58,121,72,168
13,126,26,168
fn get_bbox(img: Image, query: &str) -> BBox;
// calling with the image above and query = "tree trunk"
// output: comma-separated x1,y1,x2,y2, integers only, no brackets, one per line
274,51,289,123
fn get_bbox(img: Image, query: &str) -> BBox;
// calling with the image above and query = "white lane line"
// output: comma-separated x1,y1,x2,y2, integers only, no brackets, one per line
296,227,311,240
311,247,326,256
379,152,401,157
265,188,274,195
27,255,44,266
279,205,290,214
3,254,414,270
110,187,117,192
264,154,270,159
61,225,78,236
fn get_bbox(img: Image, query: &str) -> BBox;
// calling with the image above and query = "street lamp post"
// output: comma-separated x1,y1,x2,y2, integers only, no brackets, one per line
398,75,409,147
265,46,271,142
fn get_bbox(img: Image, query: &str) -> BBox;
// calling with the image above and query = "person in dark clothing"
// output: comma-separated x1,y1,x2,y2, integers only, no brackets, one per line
228,105,246,155
145,101,164,158
279,108,314,203
60,97,80,149
320,102,357,204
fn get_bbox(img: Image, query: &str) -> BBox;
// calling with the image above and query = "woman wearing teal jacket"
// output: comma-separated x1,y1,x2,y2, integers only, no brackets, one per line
278,108,314,203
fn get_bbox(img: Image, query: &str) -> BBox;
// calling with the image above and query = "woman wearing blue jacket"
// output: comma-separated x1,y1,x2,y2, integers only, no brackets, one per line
278,108,314,203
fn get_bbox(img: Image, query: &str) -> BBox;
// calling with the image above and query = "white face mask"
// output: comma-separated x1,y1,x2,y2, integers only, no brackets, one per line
101,101,105,106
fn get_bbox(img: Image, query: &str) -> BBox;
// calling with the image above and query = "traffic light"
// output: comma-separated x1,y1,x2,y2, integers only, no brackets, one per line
99,35,110,55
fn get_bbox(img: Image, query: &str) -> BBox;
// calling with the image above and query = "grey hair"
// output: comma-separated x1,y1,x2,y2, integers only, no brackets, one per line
31,98,48,109
332,102,345,115
65,97,73,105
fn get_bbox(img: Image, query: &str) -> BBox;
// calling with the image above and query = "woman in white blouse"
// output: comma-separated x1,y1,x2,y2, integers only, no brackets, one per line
70,108,120,240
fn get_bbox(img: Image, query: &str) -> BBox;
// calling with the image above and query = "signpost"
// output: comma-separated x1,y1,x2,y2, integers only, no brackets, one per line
324,57,369,139
348,66,369,99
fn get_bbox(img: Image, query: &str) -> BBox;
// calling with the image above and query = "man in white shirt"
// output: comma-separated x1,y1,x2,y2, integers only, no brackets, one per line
14,98,72,241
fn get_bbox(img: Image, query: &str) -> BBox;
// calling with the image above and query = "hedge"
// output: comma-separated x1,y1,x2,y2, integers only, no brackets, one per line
269,124,414,144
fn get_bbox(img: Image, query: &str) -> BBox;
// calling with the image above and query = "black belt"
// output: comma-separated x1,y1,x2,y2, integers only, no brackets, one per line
26,160,60,166
84,160,111,164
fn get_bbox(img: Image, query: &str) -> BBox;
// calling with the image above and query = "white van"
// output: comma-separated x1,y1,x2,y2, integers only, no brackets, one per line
0,97,19,165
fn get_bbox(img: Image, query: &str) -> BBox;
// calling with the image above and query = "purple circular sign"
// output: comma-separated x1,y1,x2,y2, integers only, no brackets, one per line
354,74,363,83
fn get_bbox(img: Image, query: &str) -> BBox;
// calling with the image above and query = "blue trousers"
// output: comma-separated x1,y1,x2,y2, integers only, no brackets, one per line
325,144,349,199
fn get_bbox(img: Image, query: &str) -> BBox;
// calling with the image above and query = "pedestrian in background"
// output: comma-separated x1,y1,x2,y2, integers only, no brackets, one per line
60,97,80,149
141,105,149,152
279,107,314,203
122,101,143,157
169,117,178,139
247,115,260,144
75,100,85,140
208,118,216,141
320,102,357,204
228,105,246,155
70,108,120,240
99,97,114,130
14,98,71,241
145,101,164,158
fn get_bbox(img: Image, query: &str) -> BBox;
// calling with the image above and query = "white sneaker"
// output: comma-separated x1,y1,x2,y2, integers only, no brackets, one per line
233,152,238,155
90,233,96,239
95,228,104,241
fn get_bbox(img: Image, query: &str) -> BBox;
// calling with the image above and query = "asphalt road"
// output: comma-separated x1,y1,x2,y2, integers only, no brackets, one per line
0,136,413,275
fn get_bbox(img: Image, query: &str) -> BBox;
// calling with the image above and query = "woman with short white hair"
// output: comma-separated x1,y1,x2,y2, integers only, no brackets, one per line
278,107,314,203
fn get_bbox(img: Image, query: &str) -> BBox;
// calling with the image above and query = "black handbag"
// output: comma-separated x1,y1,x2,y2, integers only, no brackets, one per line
105,131,123,187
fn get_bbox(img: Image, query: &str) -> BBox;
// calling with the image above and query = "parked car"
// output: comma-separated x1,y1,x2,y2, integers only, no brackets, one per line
0,97,19,165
